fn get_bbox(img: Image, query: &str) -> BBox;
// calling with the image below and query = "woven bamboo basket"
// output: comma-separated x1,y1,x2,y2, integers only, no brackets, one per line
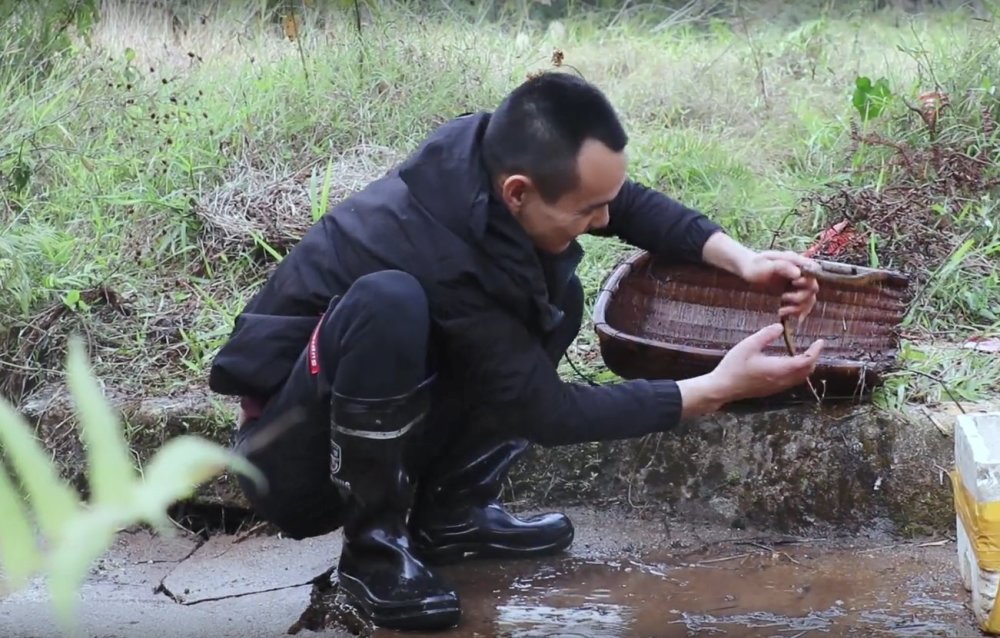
593,250,911,403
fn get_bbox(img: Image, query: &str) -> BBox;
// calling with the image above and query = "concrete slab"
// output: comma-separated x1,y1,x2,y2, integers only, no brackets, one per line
161,530,341,603
0,586,351,638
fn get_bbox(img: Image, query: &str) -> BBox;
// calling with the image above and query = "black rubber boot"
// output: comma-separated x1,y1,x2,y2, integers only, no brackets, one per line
330,377,461,631
411,433,574,565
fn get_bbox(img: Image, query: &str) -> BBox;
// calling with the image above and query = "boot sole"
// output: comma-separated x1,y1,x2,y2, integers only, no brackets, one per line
337,573,461,631
419,527,574,565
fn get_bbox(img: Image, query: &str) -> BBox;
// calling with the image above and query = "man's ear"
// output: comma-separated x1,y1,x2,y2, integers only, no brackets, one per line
499,174,532,213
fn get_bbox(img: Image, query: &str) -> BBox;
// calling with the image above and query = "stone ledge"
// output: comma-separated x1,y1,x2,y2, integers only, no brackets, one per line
17,385,971,536
509,401,961,537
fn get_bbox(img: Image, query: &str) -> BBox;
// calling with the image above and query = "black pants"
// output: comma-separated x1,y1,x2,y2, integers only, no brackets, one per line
234,269,584,540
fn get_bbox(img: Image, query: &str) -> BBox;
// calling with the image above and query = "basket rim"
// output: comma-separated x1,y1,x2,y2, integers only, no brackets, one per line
591,250,899,370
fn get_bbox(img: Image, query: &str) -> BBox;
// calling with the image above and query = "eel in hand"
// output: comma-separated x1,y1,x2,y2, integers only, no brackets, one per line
780,261,898,357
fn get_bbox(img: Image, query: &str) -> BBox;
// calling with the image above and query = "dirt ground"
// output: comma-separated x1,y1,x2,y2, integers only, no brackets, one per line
0,506,979,638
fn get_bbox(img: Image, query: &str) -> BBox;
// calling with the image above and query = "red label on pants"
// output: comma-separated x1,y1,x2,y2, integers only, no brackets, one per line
308,314,324,375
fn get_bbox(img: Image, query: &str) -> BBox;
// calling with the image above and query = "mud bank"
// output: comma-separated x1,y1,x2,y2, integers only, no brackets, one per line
0,507,976,637
18,386,968,536
18,386,251,524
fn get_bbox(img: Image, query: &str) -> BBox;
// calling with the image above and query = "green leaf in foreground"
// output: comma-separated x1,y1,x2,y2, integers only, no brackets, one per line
0,400,80,540
0,333,264,634
66,336,135,509
132,436,265,529
0,462,40,591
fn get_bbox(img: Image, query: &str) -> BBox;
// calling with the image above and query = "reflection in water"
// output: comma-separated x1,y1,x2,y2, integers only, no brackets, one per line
670,607,847,634
346,544,972,637
495,601,629,637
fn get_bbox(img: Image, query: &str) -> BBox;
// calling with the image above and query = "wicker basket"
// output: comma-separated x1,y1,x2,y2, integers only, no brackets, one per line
592,250,911,403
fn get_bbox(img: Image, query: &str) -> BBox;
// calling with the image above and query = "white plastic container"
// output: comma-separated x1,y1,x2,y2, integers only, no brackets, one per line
954,411,1000,633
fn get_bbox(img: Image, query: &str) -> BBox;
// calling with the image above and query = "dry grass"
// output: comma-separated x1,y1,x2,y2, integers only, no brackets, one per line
194,144,403,258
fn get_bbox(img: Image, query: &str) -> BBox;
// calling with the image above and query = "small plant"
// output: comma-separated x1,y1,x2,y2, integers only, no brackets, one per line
852,75,893,121
0,335,263,636
309,157,336,223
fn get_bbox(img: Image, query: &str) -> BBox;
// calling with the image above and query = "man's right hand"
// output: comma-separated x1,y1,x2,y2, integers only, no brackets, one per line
677,323,824,418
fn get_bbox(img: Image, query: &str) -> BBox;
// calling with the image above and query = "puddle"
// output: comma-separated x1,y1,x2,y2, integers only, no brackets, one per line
307,544,972,637
2,510,972,638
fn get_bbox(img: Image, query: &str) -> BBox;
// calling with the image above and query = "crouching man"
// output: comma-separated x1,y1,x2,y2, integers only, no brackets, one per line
208,71,824,632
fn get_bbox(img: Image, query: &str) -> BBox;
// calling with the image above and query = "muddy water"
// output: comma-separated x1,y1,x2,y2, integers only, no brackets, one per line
348,544,970,637
0,508,974,638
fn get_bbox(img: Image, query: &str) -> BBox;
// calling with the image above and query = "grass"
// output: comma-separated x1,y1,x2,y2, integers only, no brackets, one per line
1,0,999,446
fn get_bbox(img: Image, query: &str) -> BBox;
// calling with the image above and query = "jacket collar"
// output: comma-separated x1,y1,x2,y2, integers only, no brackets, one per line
396,112,493,242
396,111,582,332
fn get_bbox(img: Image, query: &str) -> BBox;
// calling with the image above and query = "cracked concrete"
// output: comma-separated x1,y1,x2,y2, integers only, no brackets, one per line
158,531,340,605
0,529,351,638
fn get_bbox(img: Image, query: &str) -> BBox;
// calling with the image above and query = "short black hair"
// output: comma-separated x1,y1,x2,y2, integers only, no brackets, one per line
481,71,628,203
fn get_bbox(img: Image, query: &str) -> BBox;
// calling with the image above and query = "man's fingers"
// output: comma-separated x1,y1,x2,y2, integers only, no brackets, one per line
782,289,813,304
762,250,820,271
799,338,825,361
742,322,786,352
790,276,820,290
774,260,801,281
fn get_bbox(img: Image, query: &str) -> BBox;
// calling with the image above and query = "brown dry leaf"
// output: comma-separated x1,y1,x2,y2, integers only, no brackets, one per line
283,13,300,41
918,91,949,131
551,49,564,66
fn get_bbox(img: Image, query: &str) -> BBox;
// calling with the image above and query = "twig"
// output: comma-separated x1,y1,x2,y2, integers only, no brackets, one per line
233,521,269,544
853,130,918,177
918,539,951,548
767,209,799,250
737,4,768,109
167,515,201,539
736,541,775,552
919,406,951,437
353,0,366,75
854,543,900,553
696,552,752,565
904,368,967,414
780,552,802,565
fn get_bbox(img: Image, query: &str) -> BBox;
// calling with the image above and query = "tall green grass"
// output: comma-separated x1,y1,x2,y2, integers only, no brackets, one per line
1,0,998,426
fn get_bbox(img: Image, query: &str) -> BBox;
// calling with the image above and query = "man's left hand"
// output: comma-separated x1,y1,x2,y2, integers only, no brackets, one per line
740,250,820,323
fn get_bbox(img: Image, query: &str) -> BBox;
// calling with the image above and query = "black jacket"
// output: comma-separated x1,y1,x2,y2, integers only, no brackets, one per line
208,112,724,446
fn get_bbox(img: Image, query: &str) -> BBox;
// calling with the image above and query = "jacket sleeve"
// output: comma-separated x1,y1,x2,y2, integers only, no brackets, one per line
208,223,341,398
433,280,684,447
593,179,725,262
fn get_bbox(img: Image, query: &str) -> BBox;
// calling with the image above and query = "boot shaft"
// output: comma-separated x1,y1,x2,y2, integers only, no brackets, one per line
330,375,435,534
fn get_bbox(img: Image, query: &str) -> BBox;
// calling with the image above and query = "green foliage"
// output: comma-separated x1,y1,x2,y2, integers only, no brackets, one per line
1,0,998,426
0,336,263,634
0,0,99,85
852,75,893,120
876,340,1000,412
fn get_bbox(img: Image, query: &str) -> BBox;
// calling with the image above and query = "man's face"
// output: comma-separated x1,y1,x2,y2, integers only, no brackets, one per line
500,139,628,254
